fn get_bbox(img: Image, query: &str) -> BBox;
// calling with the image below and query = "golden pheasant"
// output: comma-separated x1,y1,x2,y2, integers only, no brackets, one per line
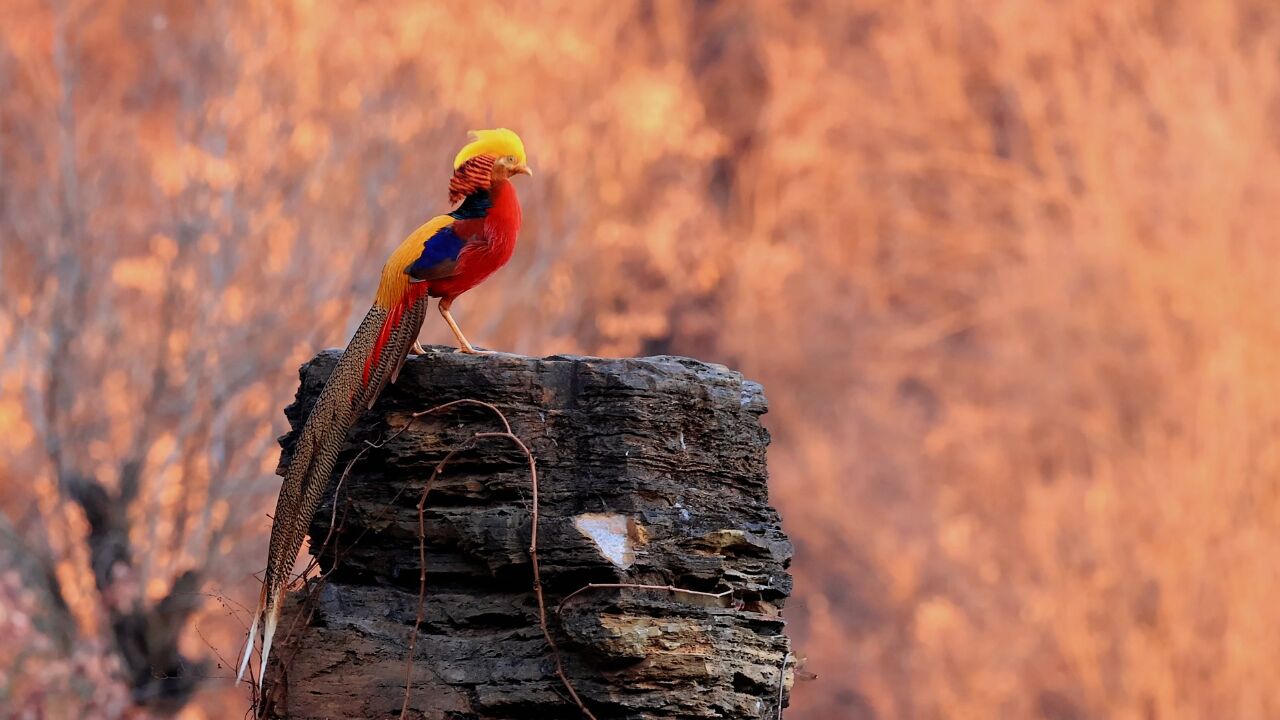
237,129,531,688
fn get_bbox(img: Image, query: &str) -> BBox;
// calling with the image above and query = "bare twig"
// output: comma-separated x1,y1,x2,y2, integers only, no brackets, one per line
556,582,733,616
194,619,237,673
282,398,515,596
400,438,474,718
397,419,598,719
475,430,598,720
775,650,791,719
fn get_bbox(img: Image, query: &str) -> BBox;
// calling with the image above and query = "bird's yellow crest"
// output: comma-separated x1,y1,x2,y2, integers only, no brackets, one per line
453,128,526,169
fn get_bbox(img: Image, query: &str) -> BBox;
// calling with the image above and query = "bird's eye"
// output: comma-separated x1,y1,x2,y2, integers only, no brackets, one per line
504,155,516,164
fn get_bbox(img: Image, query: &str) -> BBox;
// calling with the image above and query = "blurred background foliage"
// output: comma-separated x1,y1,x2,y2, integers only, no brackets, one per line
3,0,1280,717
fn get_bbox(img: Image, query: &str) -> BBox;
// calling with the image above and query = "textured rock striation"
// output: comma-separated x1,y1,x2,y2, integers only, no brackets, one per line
264,347,793,719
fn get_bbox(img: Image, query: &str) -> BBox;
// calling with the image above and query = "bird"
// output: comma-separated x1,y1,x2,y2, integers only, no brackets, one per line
237,128,532,689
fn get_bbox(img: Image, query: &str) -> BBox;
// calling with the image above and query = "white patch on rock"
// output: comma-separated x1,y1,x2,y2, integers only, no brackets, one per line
573,513,638,569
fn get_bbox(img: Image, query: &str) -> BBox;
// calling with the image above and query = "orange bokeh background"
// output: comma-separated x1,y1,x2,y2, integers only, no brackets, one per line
3,1,1280,718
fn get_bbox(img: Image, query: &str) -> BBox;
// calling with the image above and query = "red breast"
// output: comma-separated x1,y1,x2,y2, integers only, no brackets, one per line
429,180,522,299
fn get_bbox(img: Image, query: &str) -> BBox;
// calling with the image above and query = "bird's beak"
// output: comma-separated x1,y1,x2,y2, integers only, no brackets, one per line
513,164,533,177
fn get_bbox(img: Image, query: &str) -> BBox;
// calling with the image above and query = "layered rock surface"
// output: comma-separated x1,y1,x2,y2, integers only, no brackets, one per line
264,347,793,719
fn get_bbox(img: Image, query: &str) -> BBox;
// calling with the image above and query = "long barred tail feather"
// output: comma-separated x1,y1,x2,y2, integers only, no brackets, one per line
238,290,430,690
259,609,279,691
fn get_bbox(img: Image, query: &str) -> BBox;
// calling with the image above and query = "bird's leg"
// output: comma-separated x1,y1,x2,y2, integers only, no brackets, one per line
438,297,482,354
411,341,427,355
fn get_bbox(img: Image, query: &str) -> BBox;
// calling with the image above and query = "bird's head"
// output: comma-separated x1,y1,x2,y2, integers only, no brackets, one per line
449,128,531,202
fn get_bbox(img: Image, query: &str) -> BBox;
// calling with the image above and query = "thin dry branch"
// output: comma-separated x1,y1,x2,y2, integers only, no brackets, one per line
398,422,597,720
556,582,733,616
474,430,599,720
401,439,469,718
775,651,790,719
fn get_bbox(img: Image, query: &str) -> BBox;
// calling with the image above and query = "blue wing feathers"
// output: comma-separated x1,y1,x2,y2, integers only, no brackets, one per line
407,225,465,280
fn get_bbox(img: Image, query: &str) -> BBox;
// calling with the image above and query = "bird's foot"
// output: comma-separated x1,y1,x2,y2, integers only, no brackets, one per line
411,342,427,355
